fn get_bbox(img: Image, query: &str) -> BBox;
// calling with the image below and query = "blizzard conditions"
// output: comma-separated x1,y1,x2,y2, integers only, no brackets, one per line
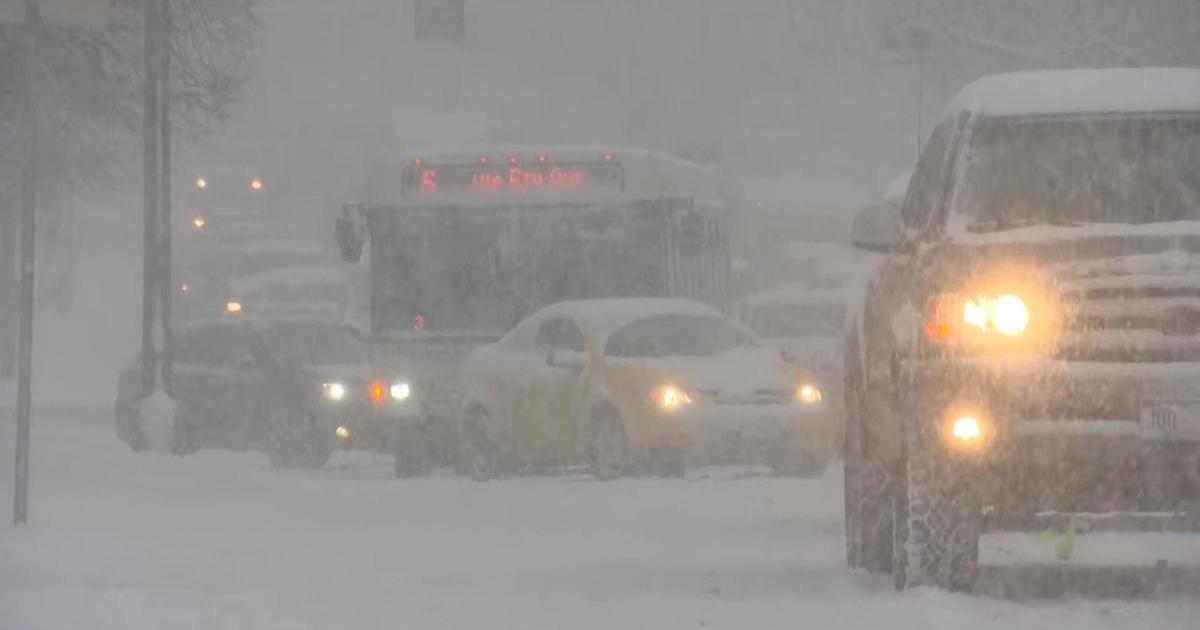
2,1,1200,629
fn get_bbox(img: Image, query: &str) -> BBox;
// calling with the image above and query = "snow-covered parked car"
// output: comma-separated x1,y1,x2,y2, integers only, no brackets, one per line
458,299,834,480
224,265,352,321
114,319,426,473
844,68,1200,592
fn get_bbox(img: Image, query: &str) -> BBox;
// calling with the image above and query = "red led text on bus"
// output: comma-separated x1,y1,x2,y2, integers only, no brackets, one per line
468,167,588,191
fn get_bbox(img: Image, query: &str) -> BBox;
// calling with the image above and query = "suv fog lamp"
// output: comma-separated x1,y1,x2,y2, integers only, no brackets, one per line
951,416,982,442
335,425,350,439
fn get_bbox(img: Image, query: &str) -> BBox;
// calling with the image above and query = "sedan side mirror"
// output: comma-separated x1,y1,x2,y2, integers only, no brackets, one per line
851,204,904,254
546,348,587,372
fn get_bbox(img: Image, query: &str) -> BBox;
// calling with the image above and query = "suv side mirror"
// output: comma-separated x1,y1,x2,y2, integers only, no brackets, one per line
546,348,587,372
851,204,904,254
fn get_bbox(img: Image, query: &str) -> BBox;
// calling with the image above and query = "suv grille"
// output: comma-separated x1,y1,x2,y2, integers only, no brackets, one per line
1054,253,1200,362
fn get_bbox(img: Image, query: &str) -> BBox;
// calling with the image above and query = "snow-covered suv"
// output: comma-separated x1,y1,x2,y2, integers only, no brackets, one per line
844,68,1200,591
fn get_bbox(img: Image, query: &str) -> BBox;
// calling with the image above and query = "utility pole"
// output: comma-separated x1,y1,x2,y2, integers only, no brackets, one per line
141,0,161,396
13,0,40,526
157,0,172,395
0,182,14,380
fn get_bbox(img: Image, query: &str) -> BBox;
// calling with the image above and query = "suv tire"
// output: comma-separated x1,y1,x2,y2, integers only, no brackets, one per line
843,336,893,573
891,445,980,592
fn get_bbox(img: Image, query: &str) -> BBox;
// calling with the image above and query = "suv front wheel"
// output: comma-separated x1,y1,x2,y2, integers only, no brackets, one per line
891,441,981,592
843,334,894,573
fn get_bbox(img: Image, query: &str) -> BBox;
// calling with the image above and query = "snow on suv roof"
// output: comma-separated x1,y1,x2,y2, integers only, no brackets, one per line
950,68,1200,118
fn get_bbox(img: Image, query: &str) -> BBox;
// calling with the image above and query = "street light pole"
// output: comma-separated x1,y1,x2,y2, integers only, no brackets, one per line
13,0,41,526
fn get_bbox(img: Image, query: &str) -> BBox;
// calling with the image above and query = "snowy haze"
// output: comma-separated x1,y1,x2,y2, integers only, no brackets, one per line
4,1,1200,628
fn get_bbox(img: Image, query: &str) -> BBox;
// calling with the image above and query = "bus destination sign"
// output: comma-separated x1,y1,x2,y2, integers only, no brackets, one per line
403,160,624,197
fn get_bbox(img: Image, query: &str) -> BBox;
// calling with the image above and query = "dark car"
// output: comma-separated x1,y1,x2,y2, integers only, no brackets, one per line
843,68,1200,592
114,318,427,473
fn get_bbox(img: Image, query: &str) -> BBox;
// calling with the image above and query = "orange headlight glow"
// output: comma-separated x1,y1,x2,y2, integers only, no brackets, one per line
650,384,692,411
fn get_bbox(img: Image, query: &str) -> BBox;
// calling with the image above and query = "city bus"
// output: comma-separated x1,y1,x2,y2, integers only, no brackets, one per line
335,146,733,461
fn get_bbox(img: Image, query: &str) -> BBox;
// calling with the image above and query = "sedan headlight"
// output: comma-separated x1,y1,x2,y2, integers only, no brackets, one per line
323,381,347,402
796,384,822,405
390,381,412,402
650,384,692,412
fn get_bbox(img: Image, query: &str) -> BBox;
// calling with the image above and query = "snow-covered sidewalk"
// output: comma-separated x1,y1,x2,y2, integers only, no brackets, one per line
1,418,1197,630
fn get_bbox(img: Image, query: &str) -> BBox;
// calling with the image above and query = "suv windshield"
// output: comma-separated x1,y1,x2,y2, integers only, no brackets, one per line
259,322,367,365
959,115,1200,230
605,314,751,358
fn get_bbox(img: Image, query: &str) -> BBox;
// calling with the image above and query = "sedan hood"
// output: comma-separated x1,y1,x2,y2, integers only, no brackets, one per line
613,347,799,400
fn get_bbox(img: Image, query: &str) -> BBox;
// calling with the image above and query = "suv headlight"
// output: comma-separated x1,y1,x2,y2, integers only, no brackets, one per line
928,292,1030,340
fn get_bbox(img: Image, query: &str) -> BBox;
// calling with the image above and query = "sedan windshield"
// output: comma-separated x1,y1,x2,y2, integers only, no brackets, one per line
259,322,368,365
604,314,752,358
960,115,1200,231
750,303,845,339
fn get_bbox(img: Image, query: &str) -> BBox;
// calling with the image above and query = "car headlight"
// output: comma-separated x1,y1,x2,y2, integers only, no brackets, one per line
940,407,995,455
796,384,822,405
323,382,347,402
390,381,412,402
650,384,692,411
926,292,1035,342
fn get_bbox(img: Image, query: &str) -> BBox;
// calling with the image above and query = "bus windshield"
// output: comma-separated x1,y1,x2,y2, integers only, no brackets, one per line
367,202,682,335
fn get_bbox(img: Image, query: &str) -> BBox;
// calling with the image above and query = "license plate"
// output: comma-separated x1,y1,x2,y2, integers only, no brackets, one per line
1139,401,1200,442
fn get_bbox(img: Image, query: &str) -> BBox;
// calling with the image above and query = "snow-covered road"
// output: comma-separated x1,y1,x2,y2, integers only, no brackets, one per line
1,416,1197,630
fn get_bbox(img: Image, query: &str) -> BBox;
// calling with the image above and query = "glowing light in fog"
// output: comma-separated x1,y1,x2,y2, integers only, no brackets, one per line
952,416,982,442
991,295,1029,336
